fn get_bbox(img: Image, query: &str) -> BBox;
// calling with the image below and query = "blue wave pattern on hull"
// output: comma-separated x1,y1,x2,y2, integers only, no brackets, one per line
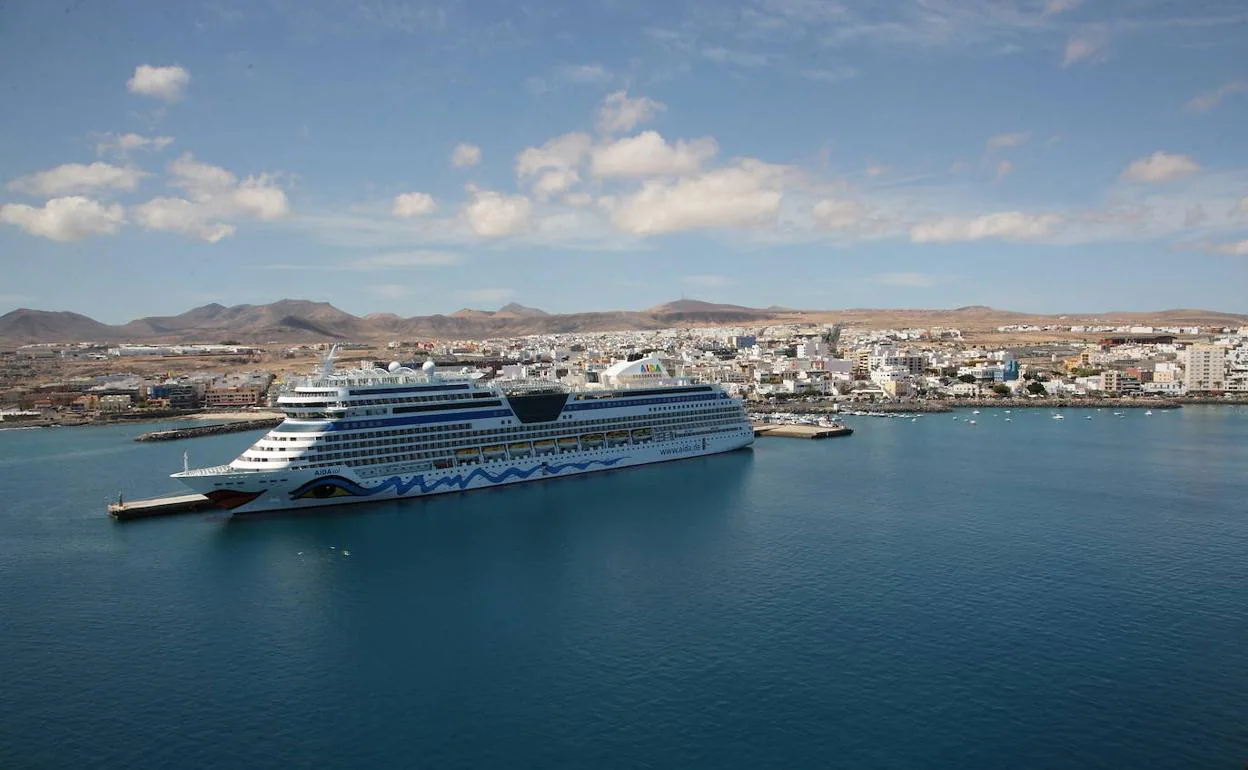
288,457,628,500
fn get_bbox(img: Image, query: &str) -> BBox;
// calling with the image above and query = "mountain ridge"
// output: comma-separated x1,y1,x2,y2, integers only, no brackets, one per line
1,301,1244,345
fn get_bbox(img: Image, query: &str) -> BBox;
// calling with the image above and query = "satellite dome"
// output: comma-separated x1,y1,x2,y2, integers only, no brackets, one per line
422,359,436,373
387,361,401,373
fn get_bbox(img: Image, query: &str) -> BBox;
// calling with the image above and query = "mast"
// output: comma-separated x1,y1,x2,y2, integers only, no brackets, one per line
322,344,340,378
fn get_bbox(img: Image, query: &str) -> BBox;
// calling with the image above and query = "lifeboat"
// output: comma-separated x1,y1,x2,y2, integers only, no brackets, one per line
482,444,505,457
557,436,579,451
533,439,556,454
507,441,532,457
631,427,653,442
581,433,605,447
606,430,630,445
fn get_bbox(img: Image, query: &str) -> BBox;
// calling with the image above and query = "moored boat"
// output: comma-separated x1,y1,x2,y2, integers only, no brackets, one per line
172,351,754,514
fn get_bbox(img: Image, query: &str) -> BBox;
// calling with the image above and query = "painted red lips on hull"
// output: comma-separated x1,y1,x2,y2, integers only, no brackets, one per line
204,489,266,510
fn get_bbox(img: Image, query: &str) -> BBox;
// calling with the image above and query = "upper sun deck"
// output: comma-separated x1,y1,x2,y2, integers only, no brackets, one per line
279,348,706,403
285,354,485,393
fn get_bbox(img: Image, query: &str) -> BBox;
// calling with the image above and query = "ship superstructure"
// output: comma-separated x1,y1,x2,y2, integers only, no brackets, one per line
174,350,754,514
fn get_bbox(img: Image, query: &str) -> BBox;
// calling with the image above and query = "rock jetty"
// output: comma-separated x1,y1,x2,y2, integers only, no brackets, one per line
135,419,282,442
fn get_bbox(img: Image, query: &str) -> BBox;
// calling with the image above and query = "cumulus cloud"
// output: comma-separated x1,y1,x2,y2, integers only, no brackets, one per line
96,132,174,157
126,64,190,101
7,162,147,196
392,192,437,218
532,169,581,200
515,132,592,182
132,198,235,242
811,198,866,230
591,131,718,179
1120,151,1200,183
461,185,532,237
563,191,593,207
132,153,289,241
0,197,126,241
1062,35,1105,67
910,212,1061,242
985,132,1030,153
608,160,786,235
451,142,482,168
1185,80,1248,112
596,90,665,134
166,153,288,219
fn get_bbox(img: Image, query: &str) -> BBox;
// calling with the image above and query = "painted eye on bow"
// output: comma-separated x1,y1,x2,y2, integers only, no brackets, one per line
289,476,366,500
297,483,356,499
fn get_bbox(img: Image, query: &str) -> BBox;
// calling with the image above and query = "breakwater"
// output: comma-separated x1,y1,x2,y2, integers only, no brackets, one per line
134,418,282,442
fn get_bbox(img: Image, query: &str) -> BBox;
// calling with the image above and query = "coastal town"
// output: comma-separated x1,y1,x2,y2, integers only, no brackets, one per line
3,316,1247,427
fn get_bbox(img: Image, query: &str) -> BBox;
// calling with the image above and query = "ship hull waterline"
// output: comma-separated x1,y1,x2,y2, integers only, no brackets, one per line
177,432,754,516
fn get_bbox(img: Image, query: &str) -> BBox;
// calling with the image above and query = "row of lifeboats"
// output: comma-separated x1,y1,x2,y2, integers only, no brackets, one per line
454,428,654,462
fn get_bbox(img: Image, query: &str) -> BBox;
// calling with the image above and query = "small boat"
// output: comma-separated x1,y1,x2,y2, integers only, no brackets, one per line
1085,415,1092,420
582,433,605,447
631,427,653,442
482,444,505,456
1005,418,1012,422
606,430,630,445
972,410,980,415
455,447,480,460
557,436,578,449
1145,410,1153,416
1052,414,1065,420
507,442,532,457
533,439,556,454
969,420,976,425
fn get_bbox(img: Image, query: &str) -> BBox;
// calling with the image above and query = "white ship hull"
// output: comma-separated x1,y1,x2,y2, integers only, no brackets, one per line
176,429,753,515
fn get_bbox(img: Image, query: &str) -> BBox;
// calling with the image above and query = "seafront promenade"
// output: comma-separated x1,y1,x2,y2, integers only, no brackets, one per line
748,396,1192,415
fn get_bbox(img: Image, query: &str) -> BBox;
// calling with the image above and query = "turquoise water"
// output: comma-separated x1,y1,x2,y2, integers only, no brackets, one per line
1,408,1246,768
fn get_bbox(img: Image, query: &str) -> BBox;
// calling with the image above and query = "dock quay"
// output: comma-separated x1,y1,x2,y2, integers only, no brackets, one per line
753,422,853,439
135,418,282,442
108,493,219,521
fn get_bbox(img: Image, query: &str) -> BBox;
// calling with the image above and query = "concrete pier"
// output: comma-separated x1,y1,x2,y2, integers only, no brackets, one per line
752,422,853,439
108,493,218,521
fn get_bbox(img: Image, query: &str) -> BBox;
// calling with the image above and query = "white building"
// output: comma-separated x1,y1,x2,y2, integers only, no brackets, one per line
1184,344,1227,393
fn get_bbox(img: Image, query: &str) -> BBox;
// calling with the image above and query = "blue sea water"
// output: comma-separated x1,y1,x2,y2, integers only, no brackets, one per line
1,408,1246,769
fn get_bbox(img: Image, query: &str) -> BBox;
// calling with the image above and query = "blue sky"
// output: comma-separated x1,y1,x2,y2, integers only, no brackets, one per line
1,0,1246,322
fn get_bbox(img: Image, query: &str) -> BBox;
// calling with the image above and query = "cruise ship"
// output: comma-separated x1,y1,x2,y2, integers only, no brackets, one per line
173,350,754,515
